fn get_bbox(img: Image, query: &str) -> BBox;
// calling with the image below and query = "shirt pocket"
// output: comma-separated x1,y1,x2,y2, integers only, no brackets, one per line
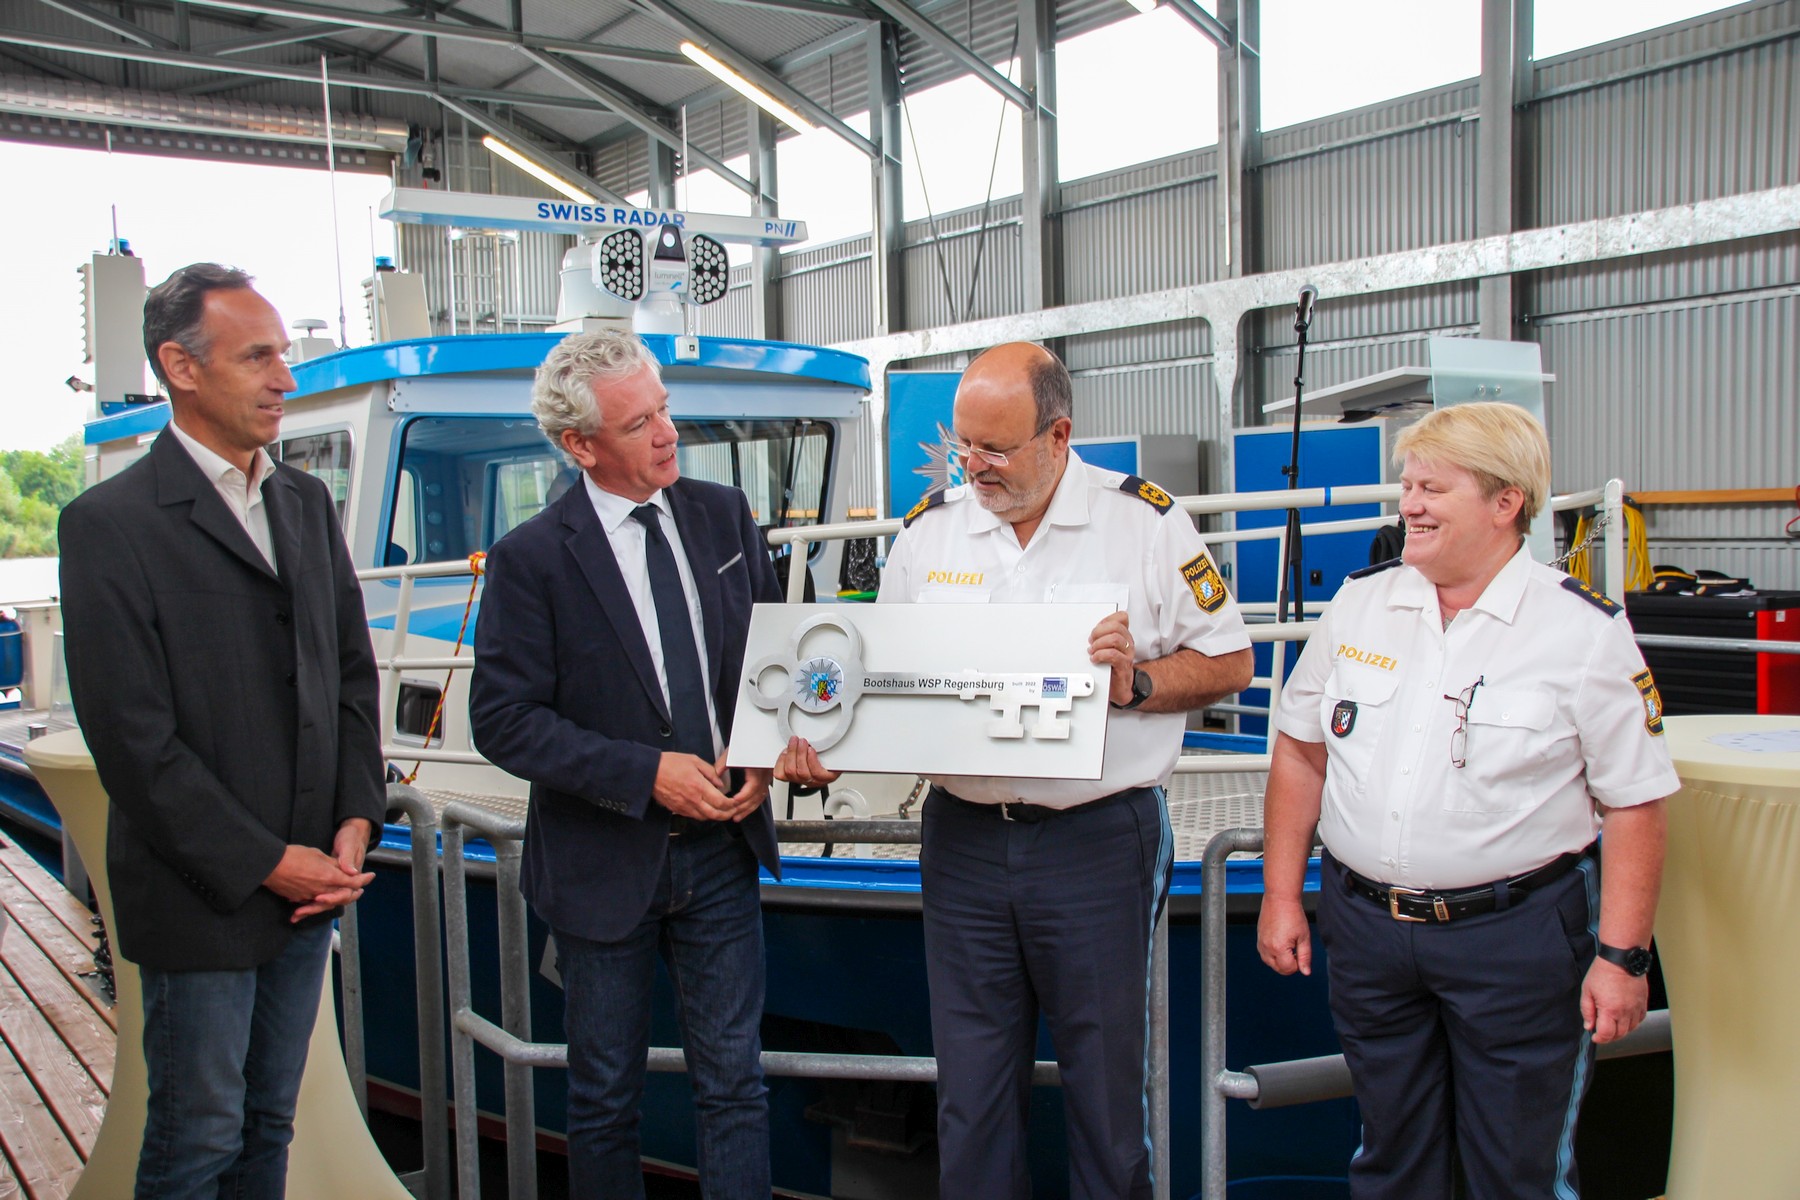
1319,664,1399,799
1444,687,1554,813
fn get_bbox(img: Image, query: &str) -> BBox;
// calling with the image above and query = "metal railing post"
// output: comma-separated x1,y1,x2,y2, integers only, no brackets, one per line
441,821,483,1200
387,784,450,1200
1601,478,1627,604
1150,907,1171,1200
1201,827,1264,1200
336,906,367,1118
494,838,539,1200
784,528,811,602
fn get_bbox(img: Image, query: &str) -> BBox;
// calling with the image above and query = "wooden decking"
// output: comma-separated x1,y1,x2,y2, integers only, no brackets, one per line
0,834,113,1199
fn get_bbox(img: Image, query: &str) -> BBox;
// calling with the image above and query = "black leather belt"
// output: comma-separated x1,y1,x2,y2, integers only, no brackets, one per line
667,815,729,839
935,786,1149,824
1342,846,1593,923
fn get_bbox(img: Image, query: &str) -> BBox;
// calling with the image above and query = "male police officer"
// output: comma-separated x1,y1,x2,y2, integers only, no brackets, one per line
781,342,1252,1199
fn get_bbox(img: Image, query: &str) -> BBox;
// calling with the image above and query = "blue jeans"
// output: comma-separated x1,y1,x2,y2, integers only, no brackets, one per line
136,920,334,1200
554,826,770,1200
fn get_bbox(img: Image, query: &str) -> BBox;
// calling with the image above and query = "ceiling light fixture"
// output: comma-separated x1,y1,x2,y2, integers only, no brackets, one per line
480,136,594,203
679,42,814,134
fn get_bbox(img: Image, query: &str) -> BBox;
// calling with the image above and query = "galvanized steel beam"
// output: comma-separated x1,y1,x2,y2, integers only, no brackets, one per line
1163,0,1233,50
434,96,625,204
1018,0,1059,314
1477,0,1530,339
0,27,631,121
834,182,1800,461
514,46,757,194
749,106,783,340
861,0,1035,111
868,21,905,336
178,0,689,65
628,0,879,157
36,0,177,49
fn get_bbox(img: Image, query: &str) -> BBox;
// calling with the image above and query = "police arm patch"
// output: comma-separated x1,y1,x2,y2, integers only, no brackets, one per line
903,488,947,528
1181,551,1228,613
1120,475,1174,514
1632,668,1665,736
1561,575,1621,615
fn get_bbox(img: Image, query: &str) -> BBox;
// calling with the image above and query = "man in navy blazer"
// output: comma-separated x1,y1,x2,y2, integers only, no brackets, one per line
470,330,782,1199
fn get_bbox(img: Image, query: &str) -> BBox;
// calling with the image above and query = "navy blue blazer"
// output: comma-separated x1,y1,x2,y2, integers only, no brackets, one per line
470,477,784,942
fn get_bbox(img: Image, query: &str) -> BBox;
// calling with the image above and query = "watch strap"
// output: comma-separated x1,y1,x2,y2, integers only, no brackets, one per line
1596,941,1652,976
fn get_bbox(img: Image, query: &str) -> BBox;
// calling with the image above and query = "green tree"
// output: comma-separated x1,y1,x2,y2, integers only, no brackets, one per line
0,435,83,510
0,434,81,557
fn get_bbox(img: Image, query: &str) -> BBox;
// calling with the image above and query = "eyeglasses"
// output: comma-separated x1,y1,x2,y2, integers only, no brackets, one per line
1444,675,1485,769
947,424,1051,469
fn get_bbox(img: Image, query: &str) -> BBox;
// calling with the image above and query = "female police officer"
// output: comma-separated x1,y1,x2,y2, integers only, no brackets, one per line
1257,401,1674,1200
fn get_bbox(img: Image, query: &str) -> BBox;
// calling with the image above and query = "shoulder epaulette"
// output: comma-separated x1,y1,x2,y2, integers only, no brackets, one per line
1561,575,1621,616
1119,475,1174,514
902,488,948,528
1348,558,1402,580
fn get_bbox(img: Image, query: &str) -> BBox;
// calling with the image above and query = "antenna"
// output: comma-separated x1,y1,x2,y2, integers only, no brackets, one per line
320,54,349,348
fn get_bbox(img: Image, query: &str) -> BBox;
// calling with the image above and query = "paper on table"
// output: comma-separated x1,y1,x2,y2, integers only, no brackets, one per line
1705,728,1800,754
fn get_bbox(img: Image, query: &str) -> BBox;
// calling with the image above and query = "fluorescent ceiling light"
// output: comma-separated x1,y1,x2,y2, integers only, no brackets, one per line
679,42,814,134
481,136,594,203
1123,0,1159,12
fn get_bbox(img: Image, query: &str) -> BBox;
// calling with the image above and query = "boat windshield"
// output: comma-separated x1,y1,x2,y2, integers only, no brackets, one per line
383,415,832,568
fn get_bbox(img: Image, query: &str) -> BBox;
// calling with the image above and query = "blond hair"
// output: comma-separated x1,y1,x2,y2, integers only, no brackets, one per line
1392,402,1550,535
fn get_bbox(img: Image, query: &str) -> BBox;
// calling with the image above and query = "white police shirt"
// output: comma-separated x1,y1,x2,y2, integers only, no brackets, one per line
880,451,1251,808
1275,545,1679,889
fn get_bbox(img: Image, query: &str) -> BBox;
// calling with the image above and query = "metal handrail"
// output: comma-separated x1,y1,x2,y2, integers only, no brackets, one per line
433,798,1173,1200
1196,827,1677,1198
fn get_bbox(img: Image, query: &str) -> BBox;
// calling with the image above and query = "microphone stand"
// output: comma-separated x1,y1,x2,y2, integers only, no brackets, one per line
1277,289,1316,626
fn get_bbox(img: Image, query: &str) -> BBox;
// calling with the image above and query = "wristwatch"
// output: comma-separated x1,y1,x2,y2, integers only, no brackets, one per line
1596,942,1653,977
1113,667,1153,711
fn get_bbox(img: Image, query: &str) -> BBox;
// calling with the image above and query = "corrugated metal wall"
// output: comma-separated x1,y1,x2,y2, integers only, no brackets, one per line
387,0,1799,586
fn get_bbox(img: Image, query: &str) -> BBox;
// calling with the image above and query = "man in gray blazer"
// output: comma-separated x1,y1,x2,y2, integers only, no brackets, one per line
59,263,387,1199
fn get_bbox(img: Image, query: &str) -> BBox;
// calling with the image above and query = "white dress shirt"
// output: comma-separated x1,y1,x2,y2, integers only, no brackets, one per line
1275,545,1680,888
167,421,278,571
583,475,723,756
880,451,1252,808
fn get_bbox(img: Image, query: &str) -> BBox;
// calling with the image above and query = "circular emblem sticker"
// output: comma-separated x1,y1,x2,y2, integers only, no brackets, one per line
796,656,846,713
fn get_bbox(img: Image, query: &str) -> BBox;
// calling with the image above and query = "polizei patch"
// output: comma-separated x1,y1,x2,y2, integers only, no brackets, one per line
1632,668,1665,736
1331,700,1358,737
1181,551,1228,613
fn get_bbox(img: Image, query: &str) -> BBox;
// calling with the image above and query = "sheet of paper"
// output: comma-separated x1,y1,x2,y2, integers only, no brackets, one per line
728,602,1114,779
1705,728,1800,754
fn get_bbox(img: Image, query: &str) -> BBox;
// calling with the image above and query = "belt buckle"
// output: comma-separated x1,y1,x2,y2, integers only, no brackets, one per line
999,802,1016,822
1387,885,1429,923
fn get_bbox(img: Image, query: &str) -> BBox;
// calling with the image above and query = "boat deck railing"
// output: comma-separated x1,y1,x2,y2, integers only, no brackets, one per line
343,475,1784,1200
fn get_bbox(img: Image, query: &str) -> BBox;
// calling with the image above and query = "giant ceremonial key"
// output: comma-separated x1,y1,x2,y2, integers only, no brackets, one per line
746,612,1096,751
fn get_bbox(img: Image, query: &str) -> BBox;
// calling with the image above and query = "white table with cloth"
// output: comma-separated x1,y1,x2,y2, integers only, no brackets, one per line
1656,713,1800,1200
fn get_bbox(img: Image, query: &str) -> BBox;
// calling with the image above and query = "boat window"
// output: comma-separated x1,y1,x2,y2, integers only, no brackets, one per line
386,415,833,566
278,429,353,524
677,419,832,533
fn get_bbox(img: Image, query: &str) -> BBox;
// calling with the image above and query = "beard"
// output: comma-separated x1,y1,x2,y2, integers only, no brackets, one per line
969,438,1057,520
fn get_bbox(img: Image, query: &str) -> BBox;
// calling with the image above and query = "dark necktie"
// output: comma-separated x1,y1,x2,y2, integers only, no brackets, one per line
631,504,713,759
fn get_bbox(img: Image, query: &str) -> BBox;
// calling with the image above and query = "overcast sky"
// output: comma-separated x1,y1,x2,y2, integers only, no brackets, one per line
0,0,1726,452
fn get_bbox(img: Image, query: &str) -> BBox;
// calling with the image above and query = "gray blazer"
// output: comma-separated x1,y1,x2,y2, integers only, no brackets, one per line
58,429,386,971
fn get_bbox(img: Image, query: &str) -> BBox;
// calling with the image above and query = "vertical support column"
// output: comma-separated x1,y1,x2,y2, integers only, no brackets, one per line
749,106,782,341
1018,0,1060,315
1214,0,1260,285
649,137,679,210
868,22,906,336
1478,0,1532,340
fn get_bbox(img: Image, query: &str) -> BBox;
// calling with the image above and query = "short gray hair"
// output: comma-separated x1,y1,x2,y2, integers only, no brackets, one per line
531,330,662,446
144,263,254,387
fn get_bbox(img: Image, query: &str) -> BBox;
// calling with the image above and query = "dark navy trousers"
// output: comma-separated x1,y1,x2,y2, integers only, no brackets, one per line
921,786,1172,1200
1316,850,1601,1200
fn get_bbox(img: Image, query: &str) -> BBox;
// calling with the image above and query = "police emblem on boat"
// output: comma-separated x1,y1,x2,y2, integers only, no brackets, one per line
1331,700,1357,737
